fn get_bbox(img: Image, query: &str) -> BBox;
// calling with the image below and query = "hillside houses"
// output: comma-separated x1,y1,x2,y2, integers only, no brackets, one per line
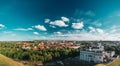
21,41,80,50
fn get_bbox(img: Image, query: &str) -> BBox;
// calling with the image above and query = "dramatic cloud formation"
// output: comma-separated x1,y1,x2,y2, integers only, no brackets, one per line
72,22,84,29
0,0,120,41
1,15,120,41
34,25,47,31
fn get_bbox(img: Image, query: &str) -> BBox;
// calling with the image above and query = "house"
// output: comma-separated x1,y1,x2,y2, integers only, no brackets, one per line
80,43,115,63
22,42,31,50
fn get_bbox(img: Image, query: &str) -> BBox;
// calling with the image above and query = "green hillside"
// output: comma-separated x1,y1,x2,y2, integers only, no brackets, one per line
0,54,24,66
96,59,120,66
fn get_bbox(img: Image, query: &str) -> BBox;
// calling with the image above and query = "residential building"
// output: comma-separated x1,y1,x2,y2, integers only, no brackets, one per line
80,43,115,63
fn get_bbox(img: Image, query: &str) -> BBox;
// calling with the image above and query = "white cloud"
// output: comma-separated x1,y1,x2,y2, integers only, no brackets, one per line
3,31,12,34
33,32,39,35
47,16,69,27
50,25,56,28
2,31,16,37
61,16,69,22
27,28,33,30
88,26,96,32
92,21,102,27
34,25,47,31
14,28,33,31
50,33,102,40
0,24,5,29
45,19,50,23
72,22,84,29
110,29,116,33
49,25,120,40
96,28,104,34
50,29,115,40
54,32,62,35
50,20,68,27
109,26,120,33
88,26,104,34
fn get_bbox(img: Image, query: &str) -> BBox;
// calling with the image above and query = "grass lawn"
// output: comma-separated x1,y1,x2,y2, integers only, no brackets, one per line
96,58,120,66
0,54,24,66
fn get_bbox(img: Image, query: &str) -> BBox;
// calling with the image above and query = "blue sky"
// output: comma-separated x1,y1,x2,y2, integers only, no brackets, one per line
0,0,120,41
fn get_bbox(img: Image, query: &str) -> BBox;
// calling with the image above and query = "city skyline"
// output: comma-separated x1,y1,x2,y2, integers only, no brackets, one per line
0,0,120,41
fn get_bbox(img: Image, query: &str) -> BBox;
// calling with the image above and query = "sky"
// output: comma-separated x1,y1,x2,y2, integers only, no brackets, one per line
0,0,120,41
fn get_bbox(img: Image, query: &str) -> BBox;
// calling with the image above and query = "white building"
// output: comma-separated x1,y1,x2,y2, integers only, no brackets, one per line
80,43,115,63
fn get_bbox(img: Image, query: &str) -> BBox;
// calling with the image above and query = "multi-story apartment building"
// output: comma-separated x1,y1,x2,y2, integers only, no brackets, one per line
80,43,115,63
